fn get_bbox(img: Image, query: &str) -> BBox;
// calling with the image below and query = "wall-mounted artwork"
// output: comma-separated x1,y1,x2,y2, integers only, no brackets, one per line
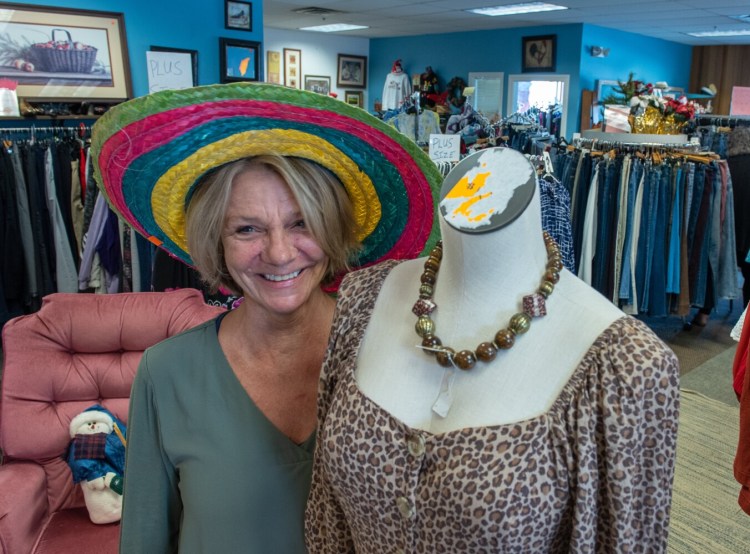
0,3,132,100
219,37,259,83
522,35,556,73
283,48,301,88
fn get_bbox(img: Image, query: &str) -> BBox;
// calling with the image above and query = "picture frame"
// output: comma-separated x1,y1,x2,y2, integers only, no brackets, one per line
149,45,198,88
304,75,330,95
283,48,301,89
266,50,281,84
522,35,556,73
225,0,252,32
219,37,259,83
344,90,363,108
0,3,132,101
337,54,367,88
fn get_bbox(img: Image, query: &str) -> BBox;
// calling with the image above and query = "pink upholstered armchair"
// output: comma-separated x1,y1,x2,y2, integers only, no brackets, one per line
0,289,224,554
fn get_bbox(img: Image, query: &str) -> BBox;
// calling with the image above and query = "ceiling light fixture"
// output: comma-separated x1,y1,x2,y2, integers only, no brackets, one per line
686,29,750,37
467,2,568,16
299,23,368,32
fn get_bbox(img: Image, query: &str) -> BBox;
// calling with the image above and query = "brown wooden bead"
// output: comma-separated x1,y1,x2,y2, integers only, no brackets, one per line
424,258,440,272
454,350,477,370
544,269,560,284
476,341,497,362
436,347,455,367
547,259,563,272
509,313,531,334
421,334,442,352
420,271,436,285
494,329,515,349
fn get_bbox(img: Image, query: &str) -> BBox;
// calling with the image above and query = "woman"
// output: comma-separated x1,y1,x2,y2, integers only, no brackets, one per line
89,83,443,552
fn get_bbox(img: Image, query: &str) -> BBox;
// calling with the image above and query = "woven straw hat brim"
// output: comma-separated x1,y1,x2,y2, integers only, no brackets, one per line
91,83,442,276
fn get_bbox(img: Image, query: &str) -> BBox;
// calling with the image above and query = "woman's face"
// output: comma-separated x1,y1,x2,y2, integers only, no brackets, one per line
221,165,329,319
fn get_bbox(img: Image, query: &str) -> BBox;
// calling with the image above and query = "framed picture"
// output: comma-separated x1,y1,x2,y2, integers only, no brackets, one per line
345,90,363,108
283,48,301,89
219,37,259,83
522,35,556,73
225,0,252,31
266,50,281,84
304,75,330,95
149,45,198,90
337,54,367,88
0,3,132,101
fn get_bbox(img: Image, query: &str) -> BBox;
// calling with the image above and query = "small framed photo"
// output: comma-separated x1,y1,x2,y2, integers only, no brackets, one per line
337,54,367,88
345,90,363,108
219,37,259,83
522,35,556,73
304,75,331,95
266,50,281,84
283,48,301,89
225,0,252,31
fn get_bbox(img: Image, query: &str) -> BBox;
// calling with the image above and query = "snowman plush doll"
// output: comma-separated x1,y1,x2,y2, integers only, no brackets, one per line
66,405,127,524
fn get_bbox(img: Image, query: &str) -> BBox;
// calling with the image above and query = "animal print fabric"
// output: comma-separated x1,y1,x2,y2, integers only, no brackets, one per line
305,261,680,553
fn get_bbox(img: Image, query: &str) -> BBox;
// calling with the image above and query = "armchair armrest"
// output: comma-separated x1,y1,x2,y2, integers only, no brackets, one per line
0,462,49,554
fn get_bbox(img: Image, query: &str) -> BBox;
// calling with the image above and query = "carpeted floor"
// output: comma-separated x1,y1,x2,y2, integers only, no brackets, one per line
668,390,749,553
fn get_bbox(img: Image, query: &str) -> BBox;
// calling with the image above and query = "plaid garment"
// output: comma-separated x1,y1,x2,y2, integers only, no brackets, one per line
72,432,108,461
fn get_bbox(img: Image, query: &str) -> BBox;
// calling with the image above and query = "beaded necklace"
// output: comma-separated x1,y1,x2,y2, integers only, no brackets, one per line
412,231,562,370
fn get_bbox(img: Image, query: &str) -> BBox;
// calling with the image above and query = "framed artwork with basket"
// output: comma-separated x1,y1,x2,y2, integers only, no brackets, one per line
0,3,132,101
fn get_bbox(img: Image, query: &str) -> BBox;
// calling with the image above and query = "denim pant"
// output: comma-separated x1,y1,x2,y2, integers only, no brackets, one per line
619,160,643,306
593,157,620,297
666,164,684,294
647,163,671,316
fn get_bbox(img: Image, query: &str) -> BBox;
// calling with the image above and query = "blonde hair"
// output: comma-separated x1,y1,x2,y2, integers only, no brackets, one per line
186,155,359,294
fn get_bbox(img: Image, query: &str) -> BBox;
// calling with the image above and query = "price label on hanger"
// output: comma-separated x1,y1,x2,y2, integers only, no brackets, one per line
429,134,460,162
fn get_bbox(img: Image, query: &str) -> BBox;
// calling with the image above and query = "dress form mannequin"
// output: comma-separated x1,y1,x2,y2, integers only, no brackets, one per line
306,148,680,553
356,148,623,432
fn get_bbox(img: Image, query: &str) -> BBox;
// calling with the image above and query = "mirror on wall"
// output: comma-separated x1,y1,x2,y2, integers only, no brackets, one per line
507,73,569,139
468,72,504,121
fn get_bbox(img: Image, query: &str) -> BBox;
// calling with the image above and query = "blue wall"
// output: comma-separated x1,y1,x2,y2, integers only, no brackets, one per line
9,1,694,136
371,23,693,136
9,0,265,97
371,24,584,137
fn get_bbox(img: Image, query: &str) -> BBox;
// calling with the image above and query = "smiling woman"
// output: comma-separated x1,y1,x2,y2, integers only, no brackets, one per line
89,82,442,552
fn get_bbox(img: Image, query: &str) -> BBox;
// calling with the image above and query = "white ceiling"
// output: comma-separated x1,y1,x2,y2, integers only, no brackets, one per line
262,0,750,45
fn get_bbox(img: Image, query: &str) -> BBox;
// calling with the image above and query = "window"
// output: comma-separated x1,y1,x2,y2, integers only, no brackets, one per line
507,74,569,138
468,72,504,121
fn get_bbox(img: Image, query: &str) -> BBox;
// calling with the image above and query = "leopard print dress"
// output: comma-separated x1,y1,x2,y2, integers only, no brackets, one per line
305,262,680,553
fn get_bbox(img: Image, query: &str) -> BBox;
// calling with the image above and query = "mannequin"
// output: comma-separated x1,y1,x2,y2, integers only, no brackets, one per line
306,148,680,553
356,148,624,431
381,59,411,111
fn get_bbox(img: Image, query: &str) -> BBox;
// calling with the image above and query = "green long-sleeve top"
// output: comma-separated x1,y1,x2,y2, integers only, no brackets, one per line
120,316,314,553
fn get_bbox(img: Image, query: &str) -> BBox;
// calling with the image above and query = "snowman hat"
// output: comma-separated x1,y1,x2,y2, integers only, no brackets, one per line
69,408,115,438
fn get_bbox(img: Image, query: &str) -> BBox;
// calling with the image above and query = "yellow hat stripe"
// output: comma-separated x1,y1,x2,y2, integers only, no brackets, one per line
152,128,381,253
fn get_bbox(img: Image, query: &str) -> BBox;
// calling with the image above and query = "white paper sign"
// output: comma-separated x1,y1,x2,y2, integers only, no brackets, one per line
429,134,461,162
146,51,193,93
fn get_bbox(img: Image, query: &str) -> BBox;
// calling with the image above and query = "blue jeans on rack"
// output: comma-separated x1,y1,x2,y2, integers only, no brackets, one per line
635,165,662,312
666,164,684,294
648,163,671,316
618,160,643,306
593,158,619,296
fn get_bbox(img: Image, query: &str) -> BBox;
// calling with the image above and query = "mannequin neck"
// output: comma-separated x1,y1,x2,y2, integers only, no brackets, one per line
432,192,547,317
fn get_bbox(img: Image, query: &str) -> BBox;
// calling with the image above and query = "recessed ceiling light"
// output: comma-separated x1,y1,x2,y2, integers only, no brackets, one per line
467,3,568,16
299,23,368,32
686,29,750,37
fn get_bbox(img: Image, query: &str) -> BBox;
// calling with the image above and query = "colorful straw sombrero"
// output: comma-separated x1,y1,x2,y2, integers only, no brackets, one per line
90,82,442,284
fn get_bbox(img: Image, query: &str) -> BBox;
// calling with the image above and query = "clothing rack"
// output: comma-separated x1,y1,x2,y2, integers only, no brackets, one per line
693,114,750,128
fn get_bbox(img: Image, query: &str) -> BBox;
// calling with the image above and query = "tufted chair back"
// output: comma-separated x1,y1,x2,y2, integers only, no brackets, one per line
0,289,224,554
